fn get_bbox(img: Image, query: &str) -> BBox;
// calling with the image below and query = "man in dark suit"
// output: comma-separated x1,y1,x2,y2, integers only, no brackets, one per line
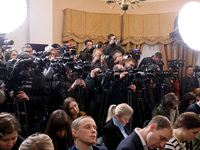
70,116,107,150
117,115,172,150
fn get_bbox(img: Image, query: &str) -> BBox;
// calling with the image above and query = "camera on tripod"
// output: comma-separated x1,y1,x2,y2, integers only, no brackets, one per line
168,58,184,68
58,44,77,57
67,60,91,79
193,65,200,78
0,34,14,52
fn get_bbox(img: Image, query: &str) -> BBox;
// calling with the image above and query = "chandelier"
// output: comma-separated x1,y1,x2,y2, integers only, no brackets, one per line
106,0,146,13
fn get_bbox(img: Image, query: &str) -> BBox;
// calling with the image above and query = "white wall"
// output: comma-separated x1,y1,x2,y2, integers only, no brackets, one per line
29,0,53,45
5,0,53,51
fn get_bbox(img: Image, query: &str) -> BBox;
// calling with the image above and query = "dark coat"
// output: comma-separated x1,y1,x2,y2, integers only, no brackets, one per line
116,131,144,150
102,119,130,150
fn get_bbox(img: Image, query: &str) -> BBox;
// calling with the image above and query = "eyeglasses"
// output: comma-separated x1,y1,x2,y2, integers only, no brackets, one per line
25,50,33,53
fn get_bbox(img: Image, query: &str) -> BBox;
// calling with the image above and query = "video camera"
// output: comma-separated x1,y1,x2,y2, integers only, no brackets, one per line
67,60,91,79
58,44,77,57
124,49,141,60
97,69,121,88
168,58,184,69
0,34,14,52
193,65,200,78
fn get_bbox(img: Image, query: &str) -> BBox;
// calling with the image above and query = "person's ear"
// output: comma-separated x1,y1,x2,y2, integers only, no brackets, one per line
149,123,157,131
115,114,119,119
72,130,78,138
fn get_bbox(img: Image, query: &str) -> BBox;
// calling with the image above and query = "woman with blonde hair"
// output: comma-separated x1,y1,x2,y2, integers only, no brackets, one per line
102,103,133,150
19,133,53,150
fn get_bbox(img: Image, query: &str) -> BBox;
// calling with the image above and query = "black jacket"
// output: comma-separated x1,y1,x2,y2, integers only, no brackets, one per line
102,118,130,150
117,131,144,150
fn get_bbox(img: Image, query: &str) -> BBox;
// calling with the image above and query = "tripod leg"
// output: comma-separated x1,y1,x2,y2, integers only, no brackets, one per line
97,89,109,136
79,86,85,111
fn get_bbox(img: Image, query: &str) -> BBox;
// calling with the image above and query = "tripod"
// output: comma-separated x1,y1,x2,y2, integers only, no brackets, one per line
96,86,110,137
14,97,29,137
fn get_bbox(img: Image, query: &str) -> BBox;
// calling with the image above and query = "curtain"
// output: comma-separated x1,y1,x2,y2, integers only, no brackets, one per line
121,13,178,45
62,8,198,79
159,42,198,79
62,8,121,53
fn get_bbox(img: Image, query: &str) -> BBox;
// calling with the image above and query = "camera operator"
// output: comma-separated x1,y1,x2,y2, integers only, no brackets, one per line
42,46,61,115
84,68,102,117
103,34,125,56
124,58,137,92
181,65,199,97
51,43,61,57
79,40,93,62
8,51,48,134
138,52,163,70
91,48,108,71
22,44,34,59
110,64,135,105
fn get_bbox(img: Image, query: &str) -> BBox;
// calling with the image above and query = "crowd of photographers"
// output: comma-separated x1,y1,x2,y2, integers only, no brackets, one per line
0,33,200,149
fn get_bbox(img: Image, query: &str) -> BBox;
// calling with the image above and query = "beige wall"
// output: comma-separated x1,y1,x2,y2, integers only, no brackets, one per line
53,0,200,46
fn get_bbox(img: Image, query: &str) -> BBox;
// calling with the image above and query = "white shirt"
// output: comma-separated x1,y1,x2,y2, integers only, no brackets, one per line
135,128,148,150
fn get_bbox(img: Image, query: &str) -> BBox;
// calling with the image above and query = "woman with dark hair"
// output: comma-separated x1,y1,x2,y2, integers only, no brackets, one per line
0,112,24,150
152,92,179,123
165,112,200,149
63,97,86,123
44,109,73,150
179,92,196,114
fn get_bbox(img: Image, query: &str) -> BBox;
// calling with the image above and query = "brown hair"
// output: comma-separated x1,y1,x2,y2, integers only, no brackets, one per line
179,92,196,113
44,110,73,149
63,97,78,117
146,115,172,131
173,112,200,129
0,112,21,136
154,52,162,59
162,92,179,110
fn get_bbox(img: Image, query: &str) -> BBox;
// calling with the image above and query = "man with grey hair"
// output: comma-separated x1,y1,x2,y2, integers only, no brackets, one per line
70,116,107,150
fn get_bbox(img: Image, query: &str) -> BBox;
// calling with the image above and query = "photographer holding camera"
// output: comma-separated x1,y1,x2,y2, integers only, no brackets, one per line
91,48,108,71
79,40,93,62
110,64,135,105
103,34,125,56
